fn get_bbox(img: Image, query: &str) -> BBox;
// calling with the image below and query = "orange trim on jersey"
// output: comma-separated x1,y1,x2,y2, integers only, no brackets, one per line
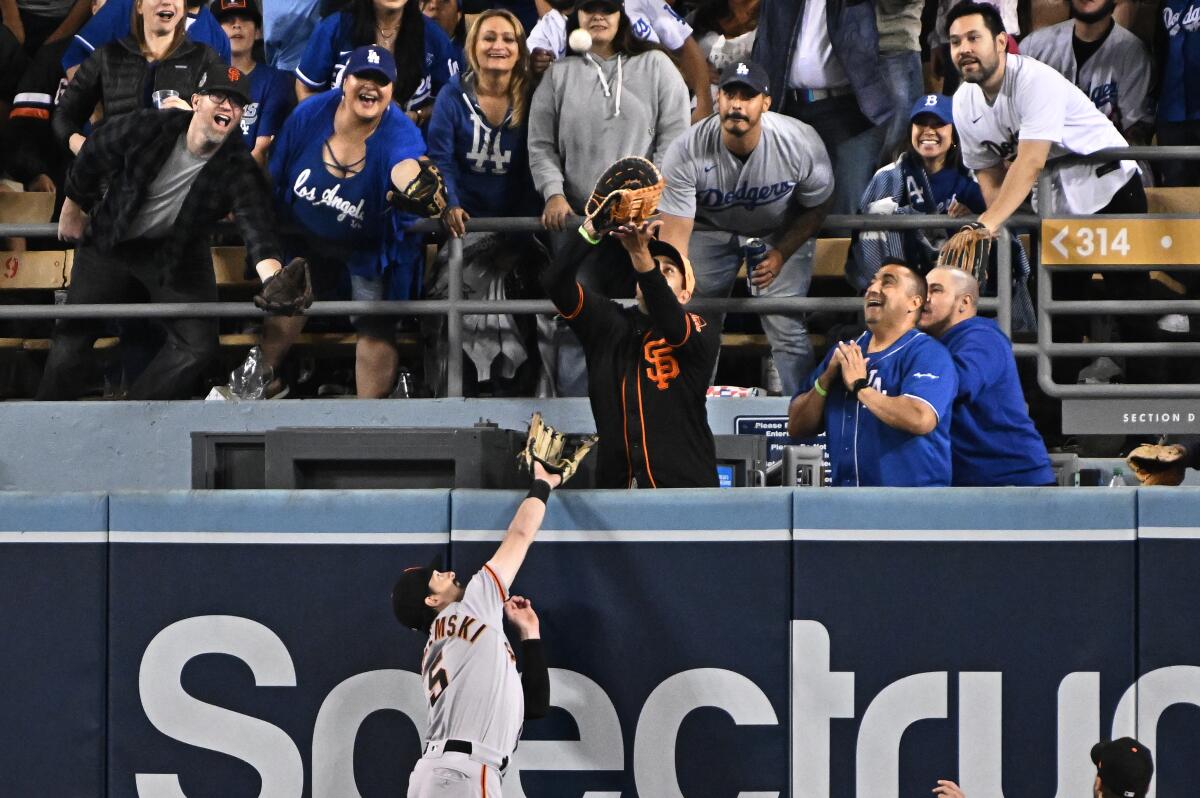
620,373,633,488
560,282,585,320
665,312,692,349
636,337,658,488
10,107,50,120
482,563,507,602
481,764,487,797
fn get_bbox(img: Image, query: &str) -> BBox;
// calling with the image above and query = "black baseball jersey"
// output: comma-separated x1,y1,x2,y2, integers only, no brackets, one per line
543,239,719,488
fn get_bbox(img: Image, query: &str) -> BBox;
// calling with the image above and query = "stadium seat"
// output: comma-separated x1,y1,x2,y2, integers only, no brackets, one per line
0,250,68,290
0,191,55,225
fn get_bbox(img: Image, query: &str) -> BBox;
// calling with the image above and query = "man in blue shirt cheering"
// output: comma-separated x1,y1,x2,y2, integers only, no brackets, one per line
788,259,957,487
920,266,1054,486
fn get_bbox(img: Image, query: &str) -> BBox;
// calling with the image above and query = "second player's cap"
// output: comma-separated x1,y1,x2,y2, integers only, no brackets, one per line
344,45,398,85
392,554,443,631
648,237,695,295
1091,738,1154,798
211,0,262,24
196,63,252,106
718,60,771,97
910,93,954,126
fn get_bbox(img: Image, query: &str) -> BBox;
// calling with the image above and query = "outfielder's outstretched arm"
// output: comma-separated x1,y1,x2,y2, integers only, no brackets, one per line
489,462,562,587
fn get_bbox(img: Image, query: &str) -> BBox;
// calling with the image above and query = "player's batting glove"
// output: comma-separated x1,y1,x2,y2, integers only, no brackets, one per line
518,411,597,485
937,221,993,284
1126,443,1188,486
253,257,313,317
387,156,448,218
579,156,665,244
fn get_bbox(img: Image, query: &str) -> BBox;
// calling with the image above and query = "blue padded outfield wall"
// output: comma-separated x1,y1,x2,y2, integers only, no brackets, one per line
1,488,1198,798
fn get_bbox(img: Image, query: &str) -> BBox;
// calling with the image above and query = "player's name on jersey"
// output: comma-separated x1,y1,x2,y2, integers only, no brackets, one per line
1041,219,1200,266
430,613,488,644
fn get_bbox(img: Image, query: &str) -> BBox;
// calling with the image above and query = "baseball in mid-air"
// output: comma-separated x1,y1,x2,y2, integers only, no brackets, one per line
568,28,592,54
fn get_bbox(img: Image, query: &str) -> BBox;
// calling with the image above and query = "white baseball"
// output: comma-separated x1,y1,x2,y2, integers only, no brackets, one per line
568,28,592,54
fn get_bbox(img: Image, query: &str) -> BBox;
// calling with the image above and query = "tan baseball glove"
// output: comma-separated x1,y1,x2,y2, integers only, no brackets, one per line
1126,443,1189,486
518,412,597,484
579,156,665,244
937,222,993,283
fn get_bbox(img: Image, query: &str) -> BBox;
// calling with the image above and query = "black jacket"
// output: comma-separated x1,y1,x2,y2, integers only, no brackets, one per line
543,236,719,489
53,36,223,148
65,109,281,269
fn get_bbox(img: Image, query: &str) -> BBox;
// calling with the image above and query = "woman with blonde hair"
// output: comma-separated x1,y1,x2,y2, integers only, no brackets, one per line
424,8,545,396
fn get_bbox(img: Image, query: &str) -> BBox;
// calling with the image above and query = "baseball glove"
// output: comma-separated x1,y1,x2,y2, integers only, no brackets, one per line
937,222,993,284
580,156,664,243
517,411,597,484
1126,443,1189,486
254,257,313,316
387,156,448,217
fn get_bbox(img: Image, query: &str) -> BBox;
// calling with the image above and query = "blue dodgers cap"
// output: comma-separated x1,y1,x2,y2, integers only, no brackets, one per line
344,45,397,85
719,60,771,96
910,93,954,125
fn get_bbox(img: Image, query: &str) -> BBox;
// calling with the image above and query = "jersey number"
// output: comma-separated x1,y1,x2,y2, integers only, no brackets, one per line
426,652,449,706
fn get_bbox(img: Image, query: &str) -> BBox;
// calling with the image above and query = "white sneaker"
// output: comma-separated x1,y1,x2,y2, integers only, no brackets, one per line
1077,356,1123,385
763,356,783,395
1157,314,1190,334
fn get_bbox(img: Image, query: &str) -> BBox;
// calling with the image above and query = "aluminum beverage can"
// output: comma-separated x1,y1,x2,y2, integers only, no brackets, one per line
741,238,769,296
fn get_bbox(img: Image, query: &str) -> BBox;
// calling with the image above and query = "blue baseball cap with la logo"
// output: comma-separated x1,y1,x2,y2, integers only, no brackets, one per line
718,60,771,96
910,93,954,126
343,44,397,85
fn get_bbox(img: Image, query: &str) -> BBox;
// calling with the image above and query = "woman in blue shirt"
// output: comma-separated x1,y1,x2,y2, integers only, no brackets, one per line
852,93,1035,332
294,0,462,128
263,44,427,398
424,9,542,395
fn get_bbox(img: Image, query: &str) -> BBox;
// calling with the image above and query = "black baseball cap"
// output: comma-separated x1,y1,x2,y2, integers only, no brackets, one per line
211,0,261,24
719,60,770,96
648,238,695,294
195,63,251,106
392,554,443,631
1091,738,1154,798
578,0,622,11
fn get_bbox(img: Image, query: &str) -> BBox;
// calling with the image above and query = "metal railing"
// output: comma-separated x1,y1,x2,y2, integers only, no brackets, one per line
0,215,1017,397
2,144,1197,398
1033,146,1200,399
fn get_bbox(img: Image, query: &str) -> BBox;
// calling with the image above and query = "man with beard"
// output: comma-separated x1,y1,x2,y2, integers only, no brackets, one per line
1020,0,1153,144
919,266,1054,486
787,259,957,487
657,60,833,395
947,0,1147,385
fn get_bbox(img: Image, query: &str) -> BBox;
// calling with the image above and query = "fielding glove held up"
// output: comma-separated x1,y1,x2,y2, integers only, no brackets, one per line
517,411,597,485
388,156,448,218
1126,443,1188,486
579,156,665,244
937,221,993,284
254,257,313,316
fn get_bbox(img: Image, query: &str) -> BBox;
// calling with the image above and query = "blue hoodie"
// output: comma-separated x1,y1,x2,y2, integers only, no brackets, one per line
940,316,1054,486
426,72,538,216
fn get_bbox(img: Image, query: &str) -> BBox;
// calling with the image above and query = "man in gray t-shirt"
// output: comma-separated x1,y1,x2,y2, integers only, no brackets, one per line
659,60,833,394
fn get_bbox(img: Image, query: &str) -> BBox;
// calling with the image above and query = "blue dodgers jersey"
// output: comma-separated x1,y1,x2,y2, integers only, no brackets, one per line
64,0,230,70
940,316,1054,486
240,64,294,147
1160,0,1200,122
802,328,957,487
294,12,462,110
268,91,425,282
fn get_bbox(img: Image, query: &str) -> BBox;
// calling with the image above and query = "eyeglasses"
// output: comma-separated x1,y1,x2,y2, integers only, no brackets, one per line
203,91,246,110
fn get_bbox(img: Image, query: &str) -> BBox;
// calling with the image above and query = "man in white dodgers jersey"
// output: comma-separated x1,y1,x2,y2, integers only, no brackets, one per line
392,422,589,797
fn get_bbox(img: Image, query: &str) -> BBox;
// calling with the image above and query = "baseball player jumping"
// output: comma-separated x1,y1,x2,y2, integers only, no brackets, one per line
392,416,592,796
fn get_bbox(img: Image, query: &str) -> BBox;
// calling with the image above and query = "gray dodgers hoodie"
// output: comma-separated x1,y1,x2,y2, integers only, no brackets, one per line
527,48,690,210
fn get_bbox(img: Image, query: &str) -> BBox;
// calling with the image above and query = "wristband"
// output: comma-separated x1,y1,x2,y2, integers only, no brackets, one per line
849,377,870,397
526,479,552,504
813,380,828,398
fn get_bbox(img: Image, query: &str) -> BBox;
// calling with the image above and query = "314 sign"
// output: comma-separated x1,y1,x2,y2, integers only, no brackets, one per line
1041,219,1200,266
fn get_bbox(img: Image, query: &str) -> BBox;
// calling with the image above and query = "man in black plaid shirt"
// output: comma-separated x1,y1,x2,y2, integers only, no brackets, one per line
37,64,292,400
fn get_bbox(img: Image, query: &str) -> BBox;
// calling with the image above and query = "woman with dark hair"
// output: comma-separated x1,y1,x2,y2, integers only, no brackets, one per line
852,93,1035,331
53,0,223,153
528,0,688,232
294,0,462,127
424,9,543,395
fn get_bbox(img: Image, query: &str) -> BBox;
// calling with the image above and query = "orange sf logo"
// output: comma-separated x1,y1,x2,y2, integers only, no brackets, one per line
644,338,679,390
228,68,240,82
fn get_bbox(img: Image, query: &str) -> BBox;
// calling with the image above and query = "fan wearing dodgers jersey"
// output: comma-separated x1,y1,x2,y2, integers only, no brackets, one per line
657,59,833,396
392,459,559,797
787,260,957,487
1020,0,1153,143
527,0,713,121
